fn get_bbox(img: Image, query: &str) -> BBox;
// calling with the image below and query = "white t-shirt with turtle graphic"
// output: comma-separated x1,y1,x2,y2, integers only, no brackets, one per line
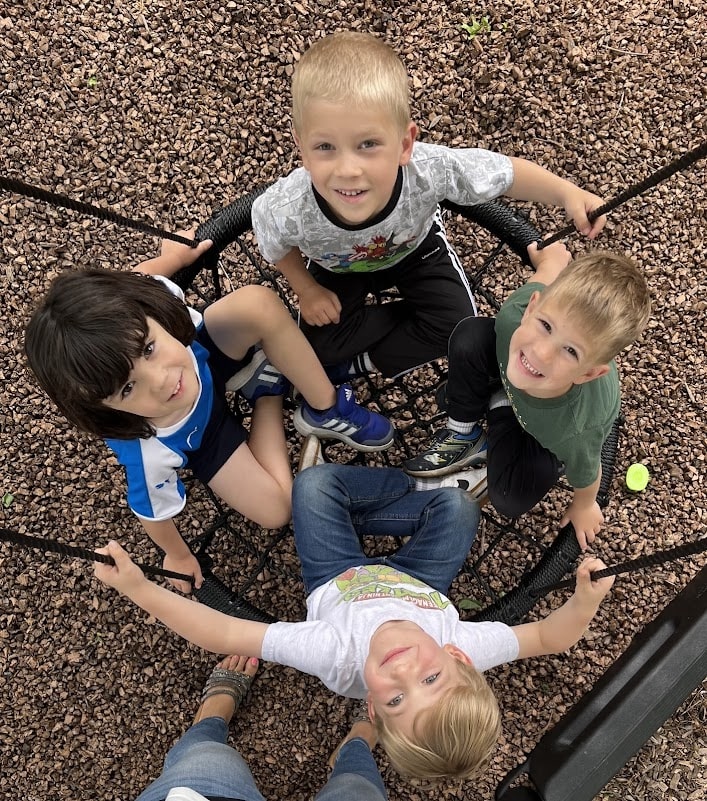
261,564,519,699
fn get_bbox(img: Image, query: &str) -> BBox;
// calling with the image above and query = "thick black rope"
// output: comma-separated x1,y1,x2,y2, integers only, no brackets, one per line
532,537,707,596
0,175,197,247
0,528,193,583
3,526,705,604
540,140,707,247
4,142,705,254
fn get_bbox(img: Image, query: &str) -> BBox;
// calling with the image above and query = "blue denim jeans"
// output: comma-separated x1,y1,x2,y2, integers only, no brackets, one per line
134,719,386,801
293,464,480,595
316,737,387,801
134,717,264,801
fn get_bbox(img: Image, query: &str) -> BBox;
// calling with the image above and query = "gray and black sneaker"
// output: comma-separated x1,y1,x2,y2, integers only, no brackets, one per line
403,425,487,477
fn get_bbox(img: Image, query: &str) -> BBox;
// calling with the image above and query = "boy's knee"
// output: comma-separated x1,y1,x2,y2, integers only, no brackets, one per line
227,284,289,327
437,488,480,538
293,463,338,501
448,317,491,362
258,491,292,529
486,487,532,520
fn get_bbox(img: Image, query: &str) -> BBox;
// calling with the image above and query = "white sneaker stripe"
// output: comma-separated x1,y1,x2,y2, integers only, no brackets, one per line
322,421,357,435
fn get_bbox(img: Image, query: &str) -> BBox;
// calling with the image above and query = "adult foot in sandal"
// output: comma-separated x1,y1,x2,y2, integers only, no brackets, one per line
193,653,258,725
328,704,377,769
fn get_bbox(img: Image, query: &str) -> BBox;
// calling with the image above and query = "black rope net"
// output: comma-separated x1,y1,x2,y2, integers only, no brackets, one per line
5,174,704,625
159,192,621,625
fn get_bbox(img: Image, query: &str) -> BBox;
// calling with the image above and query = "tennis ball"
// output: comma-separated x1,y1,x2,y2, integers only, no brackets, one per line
626,463,650,492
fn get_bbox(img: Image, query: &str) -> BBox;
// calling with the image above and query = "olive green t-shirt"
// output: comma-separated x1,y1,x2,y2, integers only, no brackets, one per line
495,282,620,489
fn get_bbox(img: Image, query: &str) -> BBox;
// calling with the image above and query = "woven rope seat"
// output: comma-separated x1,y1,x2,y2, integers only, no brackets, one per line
171,188,620,626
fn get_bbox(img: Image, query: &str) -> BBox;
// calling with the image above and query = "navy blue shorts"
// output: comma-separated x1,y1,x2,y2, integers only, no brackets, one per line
185,325,255,485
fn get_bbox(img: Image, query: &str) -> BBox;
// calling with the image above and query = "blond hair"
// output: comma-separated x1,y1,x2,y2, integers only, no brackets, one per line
374,662,501,781
537,251,651,364
292,31,410,134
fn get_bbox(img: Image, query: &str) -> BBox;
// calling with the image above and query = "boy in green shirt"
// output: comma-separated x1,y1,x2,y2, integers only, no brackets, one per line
404,241,651,548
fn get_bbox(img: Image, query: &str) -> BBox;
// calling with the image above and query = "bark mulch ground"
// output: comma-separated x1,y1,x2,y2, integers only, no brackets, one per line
1,2,705,800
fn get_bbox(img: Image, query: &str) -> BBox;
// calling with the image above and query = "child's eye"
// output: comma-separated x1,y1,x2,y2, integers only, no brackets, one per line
387,694,403,707
565,346,579,359
423,672,440,685
120,381,135,399
143,341,155,358
539,319,551,333
360,140,378,150
315,142,334,152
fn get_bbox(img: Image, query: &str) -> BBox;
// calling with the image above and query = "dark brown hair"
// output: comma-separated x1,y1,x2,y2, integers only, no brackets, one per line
24,270,195,439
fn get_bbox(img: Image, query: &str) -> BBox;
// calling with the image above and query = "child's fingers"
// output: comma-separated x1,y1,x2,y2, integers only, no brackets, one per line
168,577,194,594
193,238,213,255
93,541,120,581
575,528,588,552
105,539,131,563
578,557,615,590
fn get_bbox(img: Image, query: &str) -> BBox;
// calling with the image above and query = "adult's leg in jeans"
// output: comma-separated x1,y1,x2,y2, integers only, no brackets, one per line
368,225,477,377
486,406,563,519
446,316,500,423
293,464,479,595
314,738,387,801
300,265,401,367
135,717,265,801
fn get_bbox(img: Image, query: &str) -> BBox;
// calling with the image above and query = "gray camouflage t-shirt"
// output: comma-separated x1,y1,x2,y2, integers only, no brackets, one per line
251,141,513,274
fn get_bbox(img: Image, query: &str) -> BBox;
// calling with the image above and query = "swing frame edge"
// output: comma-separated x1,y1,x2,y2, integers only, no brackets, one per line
495,563,707,801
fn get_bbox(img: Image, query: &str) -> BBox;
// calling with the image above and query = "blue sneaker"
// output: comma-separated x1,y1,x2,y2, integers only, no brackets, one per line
403,425,487,477
293,384,395,452
225,349,290,404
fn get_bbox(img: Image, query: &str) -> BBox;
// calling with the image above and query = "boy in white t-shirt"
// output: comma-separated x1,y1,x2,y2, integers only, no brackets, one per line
95,464,614,782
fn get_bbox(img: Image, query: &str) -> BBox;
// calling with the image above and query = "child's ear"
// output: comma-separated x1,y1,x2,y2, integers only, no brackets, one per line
574,363,611,385
521,290,542,321
443,643,474,665
292,126,307,166
366,695,376,721
399,122,418,166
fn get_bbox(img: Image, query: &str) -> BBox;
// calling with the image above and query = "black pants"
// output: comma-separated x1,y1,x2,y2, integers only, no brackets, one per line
300,222,475,377
447,316,563,518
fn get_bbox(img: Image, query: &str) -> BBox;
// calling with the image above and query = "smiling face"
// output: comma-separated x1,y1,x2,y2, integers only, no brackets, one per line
294,99,417,226
363,620,473,737
506,292,610,398
102,317,199,428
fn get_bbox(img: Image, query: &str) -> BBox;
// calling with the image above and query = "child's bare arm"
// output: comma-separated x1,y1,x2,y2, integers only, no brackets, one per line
94,540,269,657
276,247,342,326
140,517,204,593
526,241,572,286
513,556,614,658
561,471,604,550
506,158,607,239
136,229,213,276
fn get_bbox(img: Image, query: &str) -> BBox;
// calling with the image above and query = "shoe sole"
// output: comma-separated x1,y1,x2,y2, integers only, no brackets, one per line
293,408,395,453
404,449,487,478
467,477,489,506
297,435,324,473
